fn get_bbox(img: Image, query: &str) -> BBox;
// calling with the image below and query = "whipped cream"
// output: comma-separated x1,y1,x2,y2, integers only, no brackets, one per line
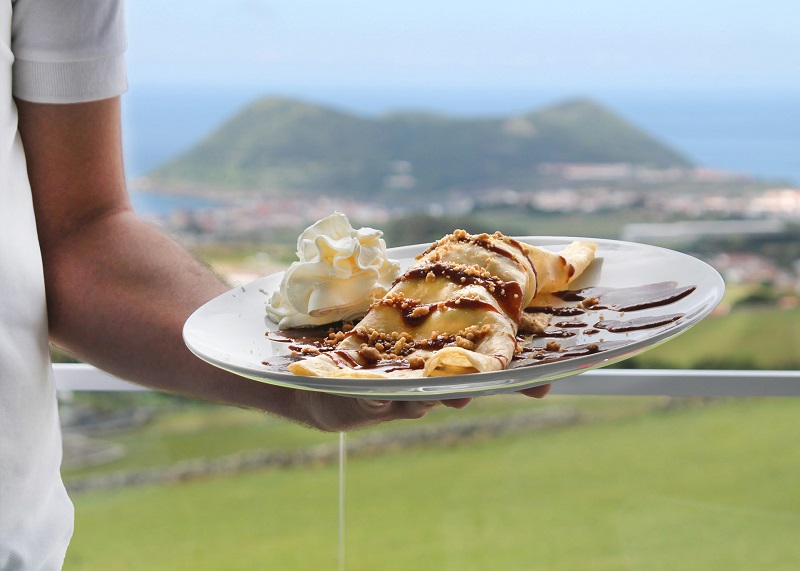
266,212,401,328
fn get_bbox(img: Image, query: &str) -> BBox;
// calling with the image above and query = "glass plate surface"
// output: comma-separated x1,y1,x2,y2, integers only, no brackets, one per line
183,237,725,399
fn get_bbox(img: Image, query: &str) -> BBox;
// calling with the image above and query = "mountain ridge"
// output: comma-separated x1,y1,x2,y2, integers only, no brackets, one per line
149,96,692,198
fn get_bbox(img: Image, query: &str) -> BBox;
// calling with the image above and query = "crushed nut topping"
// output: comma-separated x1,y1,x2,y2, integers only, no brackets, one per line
409,305,430,318
545,340,562,352
358,344,381,363
455,336,475,351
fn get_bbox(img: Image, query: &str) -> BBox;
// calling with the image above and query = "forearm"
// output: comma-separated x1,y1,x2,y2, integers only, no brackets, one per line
13,97,300,420
43,209,310,421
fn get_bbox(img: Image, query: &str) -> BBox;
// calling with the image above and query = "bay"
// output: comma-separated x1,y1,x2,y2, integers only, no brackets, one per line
128,191,222,216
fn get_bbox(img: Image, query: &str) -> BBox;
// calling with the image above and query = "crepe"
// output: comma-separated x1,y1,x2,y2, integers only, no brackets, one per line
287,231,596,379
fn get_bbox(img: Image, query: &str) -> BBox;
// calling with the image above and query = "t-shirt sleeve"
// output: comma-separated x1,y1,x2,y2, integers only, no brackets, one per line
11,0,128,103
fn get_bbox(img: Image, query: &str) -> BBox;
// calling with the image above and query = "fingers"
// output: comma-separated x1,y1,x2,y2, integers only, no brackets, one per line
363,398,474,420
304,385,547,432
358,398,437,421
362,399,392,407
519,383,552,399
442,397,473,409
392,399,440,419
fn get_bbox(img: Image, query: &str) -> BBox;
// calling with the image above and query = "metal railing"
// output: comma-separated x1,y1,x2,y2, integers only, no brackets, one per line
53,363,800,397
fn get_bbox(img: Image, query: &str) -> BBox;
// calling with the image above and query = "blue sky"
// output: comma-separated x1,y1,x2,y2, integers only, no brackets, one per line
126,0,800,92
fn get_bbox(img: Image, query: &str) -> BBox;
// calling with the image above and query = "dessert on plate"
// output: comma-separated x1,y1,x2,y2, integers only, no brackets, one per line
271,216,596,379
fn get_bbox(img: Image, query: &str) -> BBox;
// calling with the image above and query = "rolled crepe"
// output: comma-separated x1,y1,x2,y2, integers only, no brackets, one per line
287,231,596,379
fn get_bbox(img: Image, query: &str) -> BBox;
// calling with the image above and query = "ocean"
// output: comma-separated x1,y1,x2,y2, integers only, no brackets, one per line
128,192,221,215
122,85,800,213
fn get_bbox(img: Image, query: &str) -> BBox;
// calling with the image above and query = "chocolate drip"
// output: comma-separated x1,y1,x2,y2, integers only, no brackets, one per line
419,232,519,264
511,340,634,367
554,321,588,328
526,306,585,316
595,313,684,333
555,281,696,311
264,278,698,377
260,355,304,371
372,295,501,328
532,328,578,339
266,328,336,353
463,234,520,264
402,262,524,318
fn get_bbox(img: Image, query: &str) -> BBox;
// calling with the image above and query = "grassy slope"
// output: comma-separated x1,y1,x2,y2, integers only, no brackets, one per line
629,306,800,369
62,395,653,480
65,398,800,570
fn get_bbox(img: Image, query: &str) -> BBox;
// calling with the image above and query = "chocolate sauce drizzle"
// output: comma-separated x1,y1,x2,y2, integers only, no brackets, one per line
419,232,538,286
418,232,522,263
594,313,684,333
554,281,696,311
373,292,504,329
514,281,694,365
398,262,525,320
263,279,696,373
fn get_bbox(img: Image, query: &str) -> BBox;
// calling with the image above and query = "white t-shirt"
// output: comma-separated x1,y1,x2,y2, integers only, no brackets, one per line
1,1,126,568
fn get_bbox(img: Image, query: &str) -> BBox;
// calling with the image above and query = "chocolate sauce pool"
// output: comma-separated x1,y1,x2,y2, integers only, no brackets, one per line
263,281,696,373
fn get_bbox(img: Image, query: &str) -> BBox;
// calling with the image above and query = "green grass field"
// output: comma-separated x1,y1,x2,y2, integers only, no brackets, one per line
63,393,655,480
626,305,800,370
64,397,800,570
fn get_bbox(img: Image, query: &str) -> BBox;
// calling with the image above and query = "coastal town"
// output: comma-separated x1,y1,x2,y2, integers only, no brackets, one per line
134,164,800,234
130,162,800,294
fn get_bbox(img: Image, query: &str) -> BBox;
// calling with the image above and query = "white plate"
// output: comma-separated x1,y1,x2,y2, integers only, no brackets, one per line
183,237,725,399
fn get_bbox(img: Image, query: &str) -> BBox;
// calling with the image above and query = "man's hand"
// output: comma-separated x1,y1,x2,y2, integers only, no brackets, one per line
297,383,550,432
519,383,552,399
294,393,454,432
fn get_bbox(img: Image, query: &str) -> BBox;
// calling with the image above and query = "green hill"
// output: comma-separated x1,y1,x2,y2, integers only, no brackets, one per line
150,97,691,199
